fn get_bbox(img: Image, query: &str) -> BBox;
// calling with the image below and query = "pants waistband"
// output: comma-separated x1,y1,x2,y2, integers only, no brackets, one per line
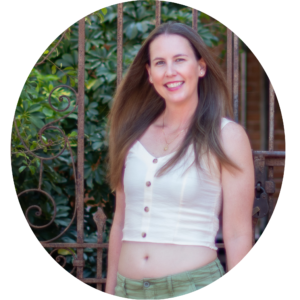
117,258,223,289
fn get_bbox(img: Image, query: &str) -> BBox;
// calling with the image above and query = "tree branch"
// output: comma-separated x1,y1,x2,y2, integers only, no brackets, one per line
35,29,68,67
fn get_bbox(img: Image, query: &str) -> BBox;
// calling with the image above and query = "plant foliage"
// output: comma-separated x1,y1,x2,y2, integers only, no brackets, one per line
11,1,225,288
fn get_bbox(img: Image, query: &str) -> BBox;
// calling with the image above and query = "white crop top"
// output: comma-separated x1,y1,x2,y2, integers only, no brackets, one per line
122,118,233,250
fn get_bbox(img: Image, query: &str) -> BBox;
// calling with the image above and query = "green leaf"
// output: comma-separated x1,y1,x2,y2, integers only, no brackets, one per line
18,166,26,173
92,142,102,150
106,73,117,83
84,168,92,179
57,206,71,212
67,114,78,120
62,75,67,84
51,65,57,74
101,95,112,104
27,104,42,113
55,196,69,207
136,21,148,33
29,166,36,175
68,131,78,137
85,17,92,26
70,78,75,87
88,102,98,109
94,168,103,184
125,23,138,40
57,249,75,256
86,175,94,189
55,212,69,218
52,184,62,195
88,108,99,115
62,53,74,65
98,12,105,22
30,141,38,150
92,78,104,91
55,219,71,227
30,112,45,119
86,78,97,90
100,7,107,15
29,116,45,129
42,107,54,117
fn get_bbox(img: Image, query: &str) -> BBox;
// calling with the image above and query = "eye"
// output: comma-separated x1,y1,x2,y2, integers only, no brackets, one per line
155,60,165,66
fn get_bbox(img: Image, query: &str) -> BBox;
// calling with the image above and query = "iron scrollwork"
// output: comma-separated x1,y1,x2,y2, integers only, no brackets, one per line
14,85,78,243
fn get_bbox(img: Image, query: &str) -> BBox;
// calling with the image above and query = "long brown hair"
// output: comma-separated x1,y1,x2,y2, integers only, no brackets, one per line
108,22,236,190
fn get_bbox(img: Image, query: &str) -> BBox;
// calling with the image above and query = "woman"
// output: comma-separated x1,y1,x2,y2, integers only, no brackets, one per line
105,22,254,299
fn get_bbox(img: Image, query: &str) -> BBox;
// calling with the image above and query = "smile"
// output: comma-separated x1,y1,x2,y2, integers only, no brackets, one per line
165,82,184,88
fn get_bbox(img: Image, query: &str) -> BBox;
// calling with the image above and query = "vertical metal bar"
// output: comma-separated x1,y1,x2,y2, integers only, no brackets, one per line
155,0,161,27
117,3,123,87
253,154,266,244
233,33,239,122
93,208,107,290
268,83,275,152
241,52,246,128
38,160,43,190
192,9,198,31
268,82,275,219
76,17,86,280
227,29,232,106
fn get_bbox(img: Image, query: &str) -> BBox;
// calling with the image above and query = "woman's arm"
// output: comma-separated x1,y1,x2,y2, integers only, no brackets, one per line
221,122,254,271
105,186,126,294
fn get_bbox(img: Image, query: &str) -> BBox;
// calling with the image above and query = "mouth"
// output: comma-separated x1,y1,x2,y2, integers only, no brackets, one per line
165,81,184,89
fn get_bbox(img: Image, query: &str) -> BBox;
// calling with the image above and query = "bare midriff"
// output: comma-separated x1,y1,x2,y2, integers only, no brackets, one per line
118,241,217,280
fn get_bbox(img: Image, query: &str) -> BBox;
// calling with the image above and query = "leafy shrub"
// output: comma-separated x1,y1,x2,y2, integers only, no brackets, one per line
11,0,224,286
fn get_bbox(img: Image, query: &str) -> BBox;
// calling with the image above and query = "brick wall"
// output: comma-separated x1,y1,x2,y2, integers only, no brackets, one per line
246,51,285,215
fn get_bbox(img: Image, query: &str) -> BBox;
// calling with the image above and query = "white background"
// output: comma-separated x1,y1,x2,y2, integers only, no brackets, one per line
1,0,299,299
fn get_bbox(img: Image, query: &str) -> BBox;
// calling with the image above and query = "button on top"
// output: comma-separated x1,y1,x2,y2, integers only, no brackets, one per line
153,158,158,164
144,206,149,212
143,281,150,288
141,232,147,238
146,181,151,187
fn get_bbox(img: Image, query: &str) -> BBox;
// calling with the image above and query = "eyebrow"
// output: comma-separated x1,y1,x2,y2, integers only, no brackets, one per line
152,54,188,61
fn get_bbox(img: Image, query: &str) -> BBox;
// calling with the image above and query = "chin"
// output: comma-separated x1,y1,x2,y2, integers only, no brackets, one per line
165,95,190,104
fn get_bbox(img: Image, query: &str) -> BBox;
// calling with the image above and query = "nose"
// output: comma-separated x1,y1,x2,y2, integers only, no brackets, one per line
165,62,177,77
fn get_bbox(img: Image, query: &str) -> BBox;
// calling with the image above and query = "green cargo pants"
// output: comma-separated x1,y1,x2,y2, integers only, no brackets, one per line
114,258,225,299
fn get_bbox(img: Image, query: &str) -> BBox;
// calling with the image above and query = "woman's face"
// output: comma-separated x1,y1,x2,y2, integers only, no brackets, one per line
146,34,206,106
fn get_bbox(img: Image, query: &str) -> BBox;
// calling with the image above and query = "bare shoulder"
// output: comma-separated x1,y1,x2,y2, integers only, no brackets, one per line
220,121,253,168
221,121,249,145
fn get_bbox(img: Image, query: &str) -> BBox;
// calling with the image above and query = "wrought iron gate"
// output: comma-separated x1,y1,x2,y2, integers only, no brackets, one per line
14,0,285,292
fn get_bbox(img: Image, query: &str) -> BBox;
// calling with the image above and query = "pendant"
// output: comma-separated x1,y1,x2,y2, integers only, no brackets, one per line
164,146,168,151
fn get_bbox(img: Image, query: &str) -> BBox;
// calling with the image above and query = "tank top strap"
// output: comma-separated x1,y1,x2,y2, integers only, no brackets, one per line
221,117,234,129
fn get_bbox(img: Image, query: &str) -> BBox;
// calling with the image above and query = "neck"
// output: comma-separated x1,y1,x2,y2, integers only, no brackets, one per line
163,99,198,130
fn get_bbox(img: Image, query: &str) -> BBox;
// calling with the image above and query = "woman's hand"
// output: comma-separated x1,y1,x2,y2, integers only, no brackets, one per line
221,122,254,271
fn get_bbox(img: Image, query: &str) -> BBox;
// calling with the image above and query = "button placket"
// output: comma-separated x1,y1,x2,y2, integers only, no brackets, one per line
140,158,157,240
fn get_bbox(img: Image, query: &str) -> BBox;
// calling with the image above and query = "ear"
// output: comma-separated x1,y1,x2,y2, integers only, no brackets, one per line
146,64,153,84
198,58,207,77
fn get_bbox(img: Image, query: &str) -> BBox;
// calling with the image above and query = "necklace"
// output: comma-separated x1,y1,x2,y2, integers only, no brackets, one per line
162,112,186,151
